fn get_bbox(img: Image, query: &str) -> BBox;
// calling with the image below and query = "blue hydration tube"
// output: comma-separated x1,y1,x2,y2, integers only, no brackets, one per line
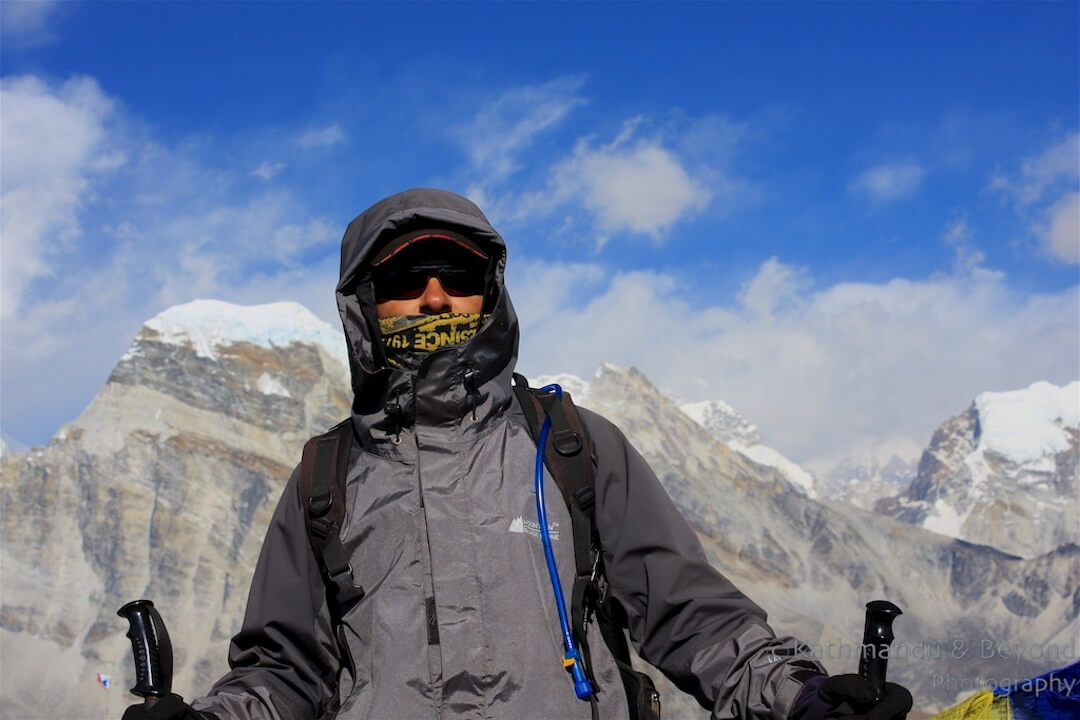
535,383,593,700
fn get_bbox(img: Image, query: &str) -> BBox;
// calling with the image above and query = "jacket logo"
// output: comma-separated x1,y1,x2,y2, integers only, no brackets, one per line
508,516,560,541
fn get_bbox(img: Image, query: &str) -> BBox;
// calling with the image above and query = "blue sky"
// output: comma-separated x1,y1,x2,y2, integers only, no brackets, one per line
2,1,1077,467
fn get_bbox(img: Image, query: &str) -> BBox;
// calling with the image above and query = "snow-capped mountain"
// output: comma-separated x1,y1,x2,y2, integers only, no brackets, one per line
537,364,1078,715
132,298,347,365
679,398,818,497
1,300,352,720
2,301,1076,718
538,376,822,499
877,381,1079,558
810,439,921,511
680,399,761,447
530,371,593,404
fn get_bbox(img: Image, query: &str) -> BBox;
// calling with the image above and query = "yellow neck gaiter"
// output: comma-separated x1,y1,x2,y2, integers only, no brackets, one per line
379,313,485,371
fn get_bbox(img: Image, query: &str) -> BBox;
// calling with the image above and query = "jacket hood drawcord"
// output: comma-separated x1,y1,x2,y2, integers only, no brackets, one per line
463,366,480,423
384,386,409,444
377,360,484,443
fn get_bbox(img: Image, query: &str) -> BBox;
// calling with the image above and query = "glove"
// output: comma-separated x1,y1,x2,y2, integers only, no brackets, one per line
121,694,210,720
790,674,913,720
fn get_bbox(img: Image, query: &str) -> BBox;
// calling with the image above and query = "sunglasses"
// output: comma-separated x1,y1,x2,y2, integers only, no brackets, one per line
373,263,487,303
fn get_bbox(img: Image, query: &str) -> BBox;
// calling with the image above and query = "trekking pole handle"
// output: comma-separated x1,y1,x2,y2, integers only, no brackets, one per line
858,600,901,702
118,599,173,698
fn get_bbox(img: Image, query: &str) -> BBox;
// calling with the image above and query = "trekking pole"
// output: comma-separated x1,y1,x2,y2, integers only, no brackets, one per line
858,600,901,702
117,600,173,702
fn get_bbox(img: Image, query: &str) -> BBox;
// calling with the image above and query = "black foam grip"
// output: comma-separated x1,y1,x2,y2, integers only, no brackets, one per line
118,599,173,698
858,599,902,702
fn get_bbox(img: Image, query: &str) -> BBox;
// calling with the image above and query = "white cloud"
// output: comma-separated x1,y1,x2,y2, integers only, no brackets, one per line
1033,191,1080,264
251,161,285,180
482,117,712,245
296,124,347,149
0,76,343,447
1001,132,1079,207
455,76,586,183
675,114,748,166
513,257,1078,466
0,1,61,47
0,75,123,321
849,162,925,201
736,257,810,318
505,258,607,330
455,80,728,245
942,216,988,274
149,192,336,263
550,127,712,243
993,132,1079,264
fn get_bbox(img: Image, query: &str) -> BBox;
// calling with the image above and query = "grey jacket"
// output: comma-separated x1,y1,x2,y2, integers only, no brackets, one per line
192,188,824,720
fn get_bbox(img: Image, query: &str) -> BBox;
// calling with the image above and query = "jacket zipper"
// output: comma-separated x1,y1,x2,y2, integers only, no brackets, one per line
412,430,445,719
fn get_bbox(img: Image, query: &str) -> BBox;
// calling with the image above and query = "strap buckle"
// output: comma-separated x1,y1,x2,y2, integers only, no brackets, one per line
553,429,582,455
308,491,333,519
582,550,603,626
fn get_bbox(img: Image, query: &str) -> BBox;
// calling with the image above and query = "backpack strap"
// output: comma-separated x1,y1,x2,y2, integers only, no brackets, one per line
537,391,603,668
512,373,661,719
299,419,365,612
511,375,605,680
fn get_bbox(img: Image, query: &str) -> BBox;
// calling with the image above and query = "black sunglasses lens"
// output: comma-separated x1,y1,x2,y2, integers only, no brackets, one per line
374,264,486,303
436,269,486,296
375,270,429,302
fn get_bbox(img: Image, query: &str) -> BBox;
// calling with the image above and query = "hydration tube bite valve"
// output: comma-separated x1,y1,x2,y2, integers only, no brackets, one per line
535,383,594,701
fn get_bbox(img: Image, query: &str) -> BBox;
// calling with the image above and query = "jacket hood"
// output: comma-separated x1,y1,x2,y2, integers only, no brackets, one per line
335,188,519,453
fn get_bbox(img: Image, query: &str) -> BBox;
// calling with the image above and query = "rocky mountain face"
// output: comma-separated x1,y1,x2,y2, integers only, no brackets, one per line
2,302,1077,719
539,367,1079,718
876,381,1079,559
679,380,1077,562
817,450,917,512
676,397,920,510
1,300,352,720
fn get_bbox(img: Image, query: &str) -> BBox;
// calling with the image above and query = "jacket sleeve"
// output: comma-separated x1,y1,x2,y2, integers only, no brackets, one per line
189,467,341,720
580,409,825,720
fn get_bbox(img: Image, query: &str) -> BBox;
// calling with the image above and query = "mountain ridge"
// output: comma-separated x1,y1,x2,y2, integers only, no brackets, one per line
1,300,1076,718
876,381,1079,558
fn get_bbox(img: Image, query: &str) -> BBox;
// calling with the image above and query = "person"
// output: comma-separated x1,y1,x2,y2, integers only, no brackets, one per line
123,188,912,720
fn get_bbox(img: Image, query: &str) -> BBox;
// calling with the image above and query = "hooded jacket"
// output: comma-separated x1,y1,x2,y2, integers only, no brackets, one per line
191,188,825,720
